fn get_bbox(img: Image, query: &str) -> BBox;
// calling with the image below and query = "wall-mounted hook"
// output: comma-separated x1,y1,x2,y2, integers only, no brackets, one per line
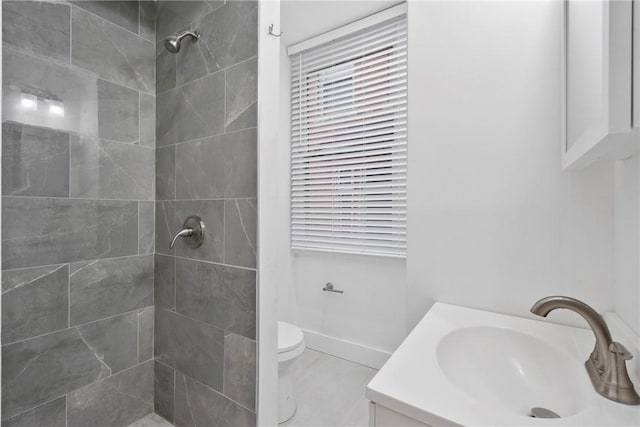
268,24,283,38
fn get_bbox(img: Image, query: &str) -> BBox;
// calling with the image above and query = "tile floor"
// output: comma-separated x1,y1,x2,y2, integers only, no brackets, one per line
128,349,376,427
128,413,173,427
282,349,378,427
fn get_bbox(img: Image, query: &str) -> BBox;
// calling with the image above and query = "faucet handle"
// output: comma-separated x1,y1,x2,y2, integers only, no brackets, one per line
609,342,634,361
169,215,205,249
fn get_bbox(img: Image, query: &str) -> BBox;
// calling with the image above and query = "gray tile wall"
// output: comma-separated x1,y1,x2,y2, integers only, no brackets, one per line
2,1,156,426
2,1,258,425
154,1,258,425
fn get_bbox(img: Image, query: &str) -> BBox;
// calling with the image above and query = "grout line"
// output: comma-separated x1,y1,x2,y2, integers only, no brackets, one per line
180,370,256,414
137,0,141,37
70,3,149,45
2,307,150,348
3,44,155,96
2,116,156,150
169,255,256,272
222,200,226,264
173,144,177,201
69,4,72,65
161,198,257,202
172,255,177,311
156,55,257,97
222,333,227,395
172,367,176,420
2,395,66,423
5,359,154,422
139,90,142,149
157,125,257,149
67,264,71,328
138,201,142,255
155,308,229,336
2,253,152,275
137,308,140,363
3,195,153,203
224,68,227,131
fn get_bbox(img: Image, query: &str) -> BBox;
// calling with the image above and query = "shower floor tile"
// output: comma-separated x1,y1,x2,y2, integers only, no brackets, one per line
127,413,173,427
281,349,378,427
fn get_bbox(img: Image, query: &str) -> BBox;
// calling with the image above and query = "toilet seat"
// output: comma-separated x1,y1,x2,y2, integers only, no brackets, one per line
278,321,305,363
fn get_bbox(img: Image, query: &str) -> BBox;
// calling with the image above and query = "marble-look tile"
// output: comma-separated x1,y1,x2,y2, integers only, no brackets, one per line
156,1,224,40
1,328,111,419
97,79,139,143
156,42,176,95
70,137,154,200
154,254,175,310
154,308,224,391
154,361,174,423
175,128,257,199
225,58,257,132
140,93,155,147
139,202,155,254
93,142,152,199
197,1,258,70
77,312,138,374
2,197,138,270
67,360,153,427
3,47,98,137
2,1,70,62
69,255,153,325
224,199,257,269
1,396,66,427
139,1,156,43
127,412,174,427
176,258,256,340
156,145,175,200
138,307,154,363
156,71,225,146
1,264,69,344
72,7,154,93
176,25,218,87
2,122,69,197
70,1,139,34
174,373,256,427
224,333,256,411
68,136,97,199
155,200,224,262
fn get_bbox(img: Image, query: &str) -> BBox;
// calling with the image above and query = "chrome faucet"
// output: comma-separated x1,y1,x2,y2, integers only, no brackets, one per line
531,296,640,405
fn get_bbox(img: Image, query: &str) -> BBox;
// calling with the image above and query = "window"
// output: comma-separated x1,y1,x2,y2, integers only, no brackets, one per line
289,5,407,257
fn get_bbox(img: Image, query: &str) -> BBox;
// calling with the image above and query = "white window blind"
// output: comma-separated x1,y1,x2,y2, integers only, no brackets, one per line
289,6,407,258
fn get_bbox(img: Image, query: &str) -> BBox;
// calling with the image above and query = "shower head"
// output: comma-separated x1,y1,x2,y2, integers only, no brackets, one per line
163,30,200,54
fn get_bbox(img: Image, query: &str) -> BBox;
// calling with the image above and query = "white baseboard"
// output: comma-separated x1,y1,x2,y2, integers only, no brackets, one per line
301,329,391,369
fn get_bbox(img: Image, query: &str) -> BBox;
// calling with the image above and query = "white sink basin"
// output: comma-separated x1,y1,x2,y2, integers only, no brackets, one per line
366,303,640,426
437,326,589,418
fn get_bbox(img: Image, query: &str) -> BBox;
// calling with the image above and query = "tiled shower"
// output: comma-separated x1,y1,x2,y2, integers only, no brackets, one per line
1,1,258,426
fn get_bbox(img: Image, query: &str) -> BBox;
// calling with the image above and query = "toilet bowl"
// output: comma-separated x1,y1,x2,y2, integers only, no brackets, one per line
278,321,305,423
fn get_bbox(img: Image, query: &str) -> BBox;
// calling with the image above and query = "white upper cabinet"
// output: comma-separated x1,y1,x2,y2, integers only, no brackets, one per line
562,0,638,170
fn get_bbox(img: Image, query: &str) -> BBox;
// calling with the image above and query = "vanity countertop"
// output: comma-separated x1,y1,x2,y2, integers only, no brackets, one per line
366,303,640,426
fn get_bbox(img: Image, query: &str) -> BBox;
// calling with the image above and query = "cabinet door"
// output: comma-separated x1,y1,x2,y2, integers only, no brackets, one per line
562,0,634,170
566,0,607,151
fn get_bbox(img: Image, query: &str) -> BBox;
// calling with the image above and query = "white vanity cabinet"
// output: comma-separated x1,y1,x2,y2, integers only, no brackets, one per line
562,0,638,170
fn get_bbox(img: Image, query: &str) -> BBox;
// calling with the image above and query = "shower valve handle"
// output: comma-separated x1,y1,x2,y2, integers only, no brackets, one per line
169,216,205,249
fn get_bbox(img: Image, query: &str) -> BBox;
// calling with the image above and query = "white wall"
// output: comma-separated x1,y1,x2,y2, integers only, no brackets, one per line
406,1,615,329
257,1,281,424
276,0,620,364
614,155,640,334
278,1,408,360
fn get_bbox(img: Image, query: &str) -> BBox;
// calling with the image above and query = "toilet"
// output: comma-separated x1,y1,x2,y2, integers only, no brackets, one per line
278,321,305,423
